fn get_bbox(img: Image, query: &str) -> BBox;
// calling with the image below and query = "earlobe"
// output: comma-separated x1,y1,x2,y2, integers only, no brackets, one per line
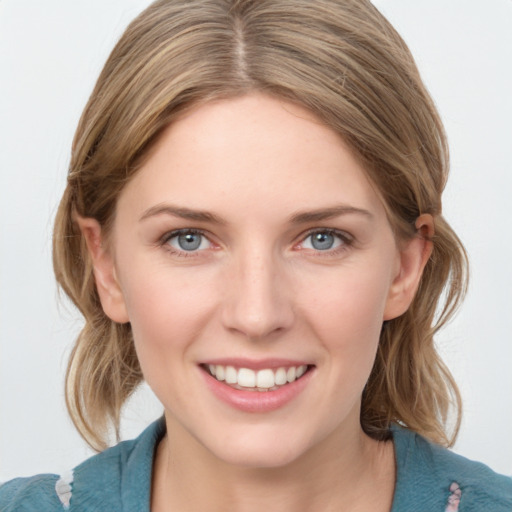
76,216,129,324
383,214,434,321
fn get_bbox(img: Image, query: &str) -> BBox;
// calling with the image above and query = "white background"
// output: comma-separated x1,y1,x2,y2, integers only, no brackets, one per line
1,0,511,481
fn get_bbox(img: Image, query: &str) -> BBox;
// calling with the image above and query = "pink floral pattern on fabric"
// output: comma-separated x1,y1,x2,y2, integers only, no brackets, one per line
445,482,462,511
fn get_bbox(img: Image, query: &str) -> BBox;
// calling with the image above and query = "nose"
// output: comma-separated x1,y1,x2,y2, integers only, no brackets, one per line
221,248,294,340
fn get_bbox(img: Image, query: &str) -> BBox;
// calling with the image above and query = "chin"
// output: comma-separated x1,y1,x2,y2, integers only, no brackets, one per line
216,444,304,469
202,426,317,469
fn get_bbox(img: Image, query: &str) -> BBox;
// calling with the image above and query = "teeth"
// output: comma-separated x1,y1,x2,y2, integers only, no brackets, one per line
225,366,237,384
215,365,225,381
275,367,287,386
238,368,256,387
256,369,274,389
207,364,308,390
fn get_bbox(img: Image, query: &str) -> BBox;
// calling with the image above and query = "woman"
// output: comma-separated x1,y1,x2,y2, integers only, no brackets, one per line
1,0,511,510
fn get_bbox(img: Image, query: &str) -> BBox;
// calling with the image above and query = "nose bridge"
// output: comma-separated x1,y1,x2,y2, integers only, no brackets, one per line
222,242,293,339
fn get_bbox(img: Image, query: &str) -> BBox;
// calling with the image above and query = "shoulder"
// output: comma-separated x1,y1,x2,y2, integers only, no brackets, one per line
0,418,165,512
392,425,512,511
0,474,61,511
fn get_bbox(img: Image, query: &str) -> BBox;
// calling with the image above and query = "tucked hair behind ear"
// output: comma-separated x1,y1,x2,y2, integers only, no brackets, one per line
53,0,467,451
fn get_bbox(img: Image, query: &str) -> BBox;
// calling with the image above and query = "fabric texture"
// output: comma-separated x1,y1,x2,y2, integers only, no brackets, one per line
1,419,511,511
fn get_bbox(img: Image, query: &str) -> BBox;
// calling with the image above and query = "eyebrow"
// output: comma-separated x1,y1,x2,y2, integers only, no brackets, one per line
288,205,373,224
139,204,226,224
139,203,373,225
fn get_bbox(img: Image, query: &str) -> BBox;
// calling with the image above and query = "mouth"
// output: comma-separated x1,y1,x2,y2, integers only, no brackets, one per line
201,363,313,392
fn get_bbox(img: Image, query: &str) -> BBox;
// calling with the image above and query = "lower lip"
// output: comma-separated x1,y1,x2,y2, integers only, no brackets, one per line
201,367,314,413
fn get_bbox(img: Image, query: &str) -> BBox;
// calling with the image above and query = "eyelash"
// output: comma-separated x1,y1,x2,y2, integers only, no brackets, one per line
297,228,354,257
160,228,214,258
159,228,354,258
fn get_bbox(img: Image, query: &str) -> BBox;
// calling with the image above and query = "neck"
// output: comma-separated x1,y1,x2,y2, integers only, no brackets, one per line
151,415,396,512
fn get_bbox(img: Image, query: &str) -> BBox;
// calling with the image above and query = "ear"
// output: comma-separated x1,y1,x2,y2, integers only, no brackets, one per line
76,216,129,323
383,214,434,321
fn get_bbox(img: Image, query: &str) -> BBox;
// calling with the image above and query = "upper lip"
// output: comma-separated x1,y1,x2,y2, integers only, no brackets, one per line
199,358,313,370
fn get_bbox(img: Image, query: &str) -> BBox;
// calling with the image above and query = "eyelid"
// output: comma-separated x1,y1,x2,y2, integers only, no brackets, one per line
160,228,215,255
161,227,204,243
295,228,354,253
157,227,354,257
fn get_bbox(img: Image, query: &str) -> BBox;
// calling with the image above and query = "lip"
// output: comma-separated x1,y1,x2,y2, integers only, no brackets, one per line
200,358,311,371
200,363,315,413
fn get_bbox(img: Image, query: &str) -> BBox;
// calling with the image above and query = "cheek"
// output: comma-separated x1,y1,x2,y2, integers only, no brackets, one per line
297,260,394,385
118,264,217,373
299,263,392,342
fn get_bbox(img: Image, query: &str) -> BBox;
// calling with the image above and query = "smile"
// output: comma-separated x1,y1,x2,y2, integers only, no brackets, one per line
206,364,309,391
200,360,315,413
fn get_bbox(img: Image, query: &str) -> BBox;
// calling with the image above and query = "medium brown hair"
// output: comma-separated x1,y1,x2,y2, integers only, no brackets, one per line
53,0,468,451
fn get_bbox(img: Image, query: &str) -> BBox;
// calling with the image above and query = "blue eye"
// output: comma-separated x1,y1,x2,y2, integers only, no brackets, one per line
302,230,346,251
167,230,210,252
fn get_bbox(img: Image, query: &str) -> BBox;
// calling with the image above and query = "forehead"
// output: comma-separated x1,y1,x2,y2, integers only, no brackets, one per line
117,93,386,222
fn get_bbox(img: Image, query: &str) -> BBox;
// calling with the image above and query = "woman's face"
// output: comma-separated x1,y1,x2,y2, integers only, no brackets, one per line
97,93,420,468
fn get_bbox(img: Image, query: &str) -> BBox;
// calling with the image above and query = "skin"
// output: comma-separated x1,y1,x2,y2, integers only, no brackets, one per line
79,93,433,511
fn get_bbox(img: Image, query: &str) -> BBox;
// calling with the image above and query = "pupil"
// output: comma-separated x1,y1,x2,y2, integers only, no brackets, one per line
312,232,334,250
178,233,202,251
